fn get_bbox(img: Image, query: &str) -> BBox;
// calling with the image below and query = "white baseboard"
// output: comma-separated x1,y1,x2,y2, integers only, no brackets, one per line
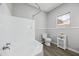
51,42,79,54
68,47,79,54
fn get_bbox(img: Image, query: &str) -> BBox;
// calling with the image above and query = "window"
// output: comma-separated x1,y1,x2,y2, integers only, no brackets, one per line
57,12,70,28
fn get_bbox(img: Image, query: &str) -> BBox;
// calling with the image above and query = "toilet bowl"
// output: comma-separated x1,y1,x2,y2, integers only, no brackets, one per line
42,33,51,46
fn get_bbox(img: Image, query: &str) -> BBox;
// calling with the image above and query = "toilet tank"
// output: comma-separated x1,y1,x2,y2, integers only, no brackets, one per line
42,33,47,38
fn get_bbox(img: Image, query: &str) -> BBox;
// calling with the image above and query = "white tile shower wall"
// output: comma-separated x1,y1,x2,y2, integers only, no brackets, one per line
7,3,13,15
47,3,79,52
0,3,11,16
0,15,35,55
12,3,47,42
0,3,12,49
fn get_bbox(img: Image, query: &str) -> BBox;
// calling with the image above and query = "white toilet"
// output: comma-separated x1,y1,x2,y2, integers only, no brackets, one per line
42,33,52,46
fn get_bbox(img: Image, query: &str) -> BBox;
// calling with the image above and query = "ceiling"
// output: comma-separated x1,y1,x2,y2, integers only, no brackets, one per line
27,3,62,12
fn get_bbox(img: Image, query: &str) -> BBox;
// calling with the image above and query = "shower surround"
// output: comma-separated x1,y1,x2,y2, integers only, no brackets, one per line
0,15,43,56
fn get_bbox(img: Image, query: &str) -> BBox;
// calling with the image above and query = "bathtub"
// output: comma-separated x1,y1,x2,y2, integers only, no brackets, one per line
1,40,43,56
2,40,43,56
29,40,43,56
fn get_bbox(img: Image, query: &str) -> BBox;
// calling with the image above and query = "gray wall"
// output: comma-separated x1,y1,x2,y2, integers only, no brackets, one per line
12,3,47,42
47,3,79,51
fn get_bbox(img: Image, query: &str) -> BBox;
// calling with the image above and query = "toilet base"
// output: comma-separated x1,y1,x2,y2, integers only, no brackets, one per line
45,42,51,46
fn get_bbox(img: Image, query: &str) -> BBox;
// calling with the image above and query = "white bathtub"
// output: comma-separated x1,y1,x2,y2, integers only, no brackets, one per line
29,40,43,56
3,40,43,56
1,40,43,56
30,40,43,56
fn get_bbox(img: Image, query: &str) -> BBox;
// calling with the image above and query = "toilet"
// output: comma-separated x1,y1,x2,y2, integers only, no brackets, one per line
42,33,52,46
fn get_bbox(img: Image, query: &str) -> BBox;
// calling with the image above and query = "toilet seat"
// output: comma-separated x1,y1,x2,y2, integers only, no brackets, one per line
45,38,51,42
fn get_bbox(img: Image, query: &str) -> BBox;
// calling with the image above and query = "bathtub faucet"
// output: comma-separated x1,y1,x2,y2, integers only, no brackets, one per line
2,43,11,50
